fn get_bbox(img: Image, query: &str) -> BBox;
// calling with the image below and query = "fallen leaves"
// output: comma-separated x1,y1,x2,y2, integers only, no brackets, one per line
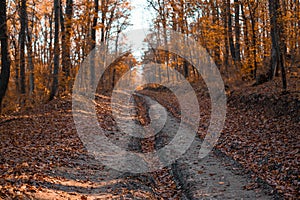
141,77,300,198
0,94,182,199
0,77,298,199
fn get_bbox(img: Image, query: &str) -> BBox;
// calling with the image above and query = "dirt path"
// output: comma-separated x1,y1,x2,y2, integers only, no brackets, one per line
140,94,273,199
0,93,276,199
173,138,272,199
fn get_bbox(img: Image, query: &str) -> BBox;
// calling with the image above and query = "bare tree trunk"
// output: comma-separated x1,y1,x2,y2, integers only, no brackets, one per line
234,0,241,62
60,0,73,90
50,0,60,100
100,0,106,43
227,0,236,62
0,0,11,112
222,2,230,68
90,0,99,87
65,0,73,75
247,0,258,79
268,0,287,90
26,10,35,94
212,0,221,68
60,1,66,77
20,0,27,94
241,3,250,69
48,9,54,69
11,35,20,92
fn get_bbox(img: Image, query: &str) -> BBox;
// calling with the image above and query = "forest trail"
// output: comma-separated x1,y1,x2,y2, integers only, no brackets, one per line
0,91,276,199
138,94,272,199
0,0,299,199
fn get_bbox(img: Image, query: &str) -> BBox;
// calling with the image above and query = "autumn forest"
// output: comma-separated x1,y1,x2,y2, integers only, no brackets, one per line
0,0,299,199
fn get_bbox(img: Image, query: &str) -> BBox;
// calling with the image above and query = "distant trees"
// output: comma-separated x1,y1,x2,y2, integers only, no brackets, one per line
0,0,131,112
0,0,298,112
146,0,297,89
0,0,11,111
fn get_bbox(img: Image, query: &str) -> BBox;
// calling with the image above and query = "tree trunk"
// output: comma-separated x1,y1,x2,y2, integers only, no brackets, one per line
241,3,250,65
90,0,99,87
222,2,230,68
247,0,258,79
234,0,241,62
227,0,236,62
26,11,35,94
65,0,73,74
50,0,60,100
212,0,221,68
0,0,11,112
48,9,54,69
100,0,106,43
60,0,73,90
268,0,287,90
19,0,27,94
11,35,20,92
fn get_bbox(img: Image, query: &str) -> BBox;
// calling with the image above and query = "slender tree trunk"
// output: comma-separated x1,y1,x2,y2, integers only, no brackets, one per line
227,0,236,62
100,0,106,43
65,0,73,74
0,0,11,112
50,0,60,100
212,0,221,68
262,5,268,62
48,9,54,73
60,0,73,90
241,3,250,71
234,0,241,62
223,2,229,68
90,0,99,87
247,0,258,79
26,12,35,94
163,1,170,82
11,36,20,92
20,0,27,94
60,1,66,78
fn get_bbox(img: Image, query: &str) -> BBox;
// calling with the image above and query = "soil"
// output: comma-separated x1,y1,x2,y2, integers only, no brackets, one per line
0,77,298,199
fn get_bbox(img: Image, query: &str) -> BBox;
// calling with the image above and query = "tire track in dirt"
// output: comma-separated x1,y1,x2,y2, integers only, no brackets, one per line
137,93,275,199
132,94,185,199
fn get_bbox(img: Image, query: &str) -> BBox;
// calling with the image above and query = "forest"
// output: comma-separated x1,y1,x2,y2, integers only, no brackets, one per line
0,0,299,199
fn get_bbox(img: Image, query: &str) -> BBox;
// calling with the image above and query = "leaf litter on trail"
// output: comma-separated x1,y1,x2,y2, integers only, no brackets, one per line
140,77,299,199
0,94,183,199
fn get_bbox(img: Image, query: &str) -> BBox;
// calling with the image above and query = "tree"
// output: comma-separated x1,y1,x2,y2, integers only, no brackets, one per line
221,1,230,67
234,0,241,63
227,0,236,62
19,0,27,94
60,0,73,87
50,0,60,100
268,0,287,90
0,0,11,111
26,0,35,94
89,0,99,87
247,0,259,78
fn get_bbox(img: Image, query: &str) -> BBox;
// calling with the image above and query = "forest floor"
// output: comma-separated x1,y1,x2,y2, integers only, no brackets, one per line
0,77,299,199
139,76,299,199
